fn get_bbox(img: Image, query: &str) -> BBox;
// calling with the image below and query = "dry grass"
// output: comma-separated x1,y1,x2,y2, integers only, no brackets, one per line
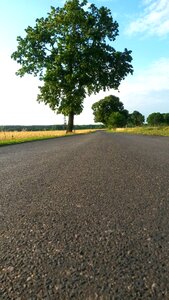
0,130,65,140
0,129,96,145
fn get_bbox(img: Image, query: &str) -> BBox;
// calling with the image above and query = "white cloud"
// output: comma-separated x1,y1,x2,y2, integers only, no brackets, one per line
118,57,169,116
123,58,169,93
126,0,169,37
0,52,63,125
74,57,169,123
1,52,169,125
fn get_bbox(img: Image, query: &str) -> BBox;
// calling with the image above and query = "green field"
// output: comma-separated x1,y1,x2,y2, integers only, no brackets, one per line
109,126,169,136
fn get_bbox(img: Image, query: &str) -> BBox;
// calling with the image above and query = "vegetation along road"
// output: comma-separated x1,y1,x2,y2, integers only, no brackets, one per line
1,131,169,299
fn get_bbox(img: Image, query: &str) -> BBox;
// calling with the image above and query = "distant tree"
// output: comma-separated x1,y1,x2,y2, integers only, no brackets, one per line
108,112,127,128
92,95,128,126
147,112,164,126
128,110,145,126
162,113,169,125
11,0,133,132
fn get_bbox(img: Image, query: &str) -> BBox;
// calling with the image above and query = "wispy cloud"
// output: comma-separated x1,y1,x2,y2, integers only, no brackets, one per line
122,57,169,93
126,0,169,37
119,57,169,115
79,57,169,123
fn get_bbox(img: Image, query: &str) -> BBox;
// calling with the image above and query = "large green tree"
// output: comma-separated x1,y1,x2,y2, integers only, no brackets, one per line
162,113,169,125
128,110,145,126
147,112,169,126
147,112,164,126
108,112,127,128
92,95,128,126
11,0,133,132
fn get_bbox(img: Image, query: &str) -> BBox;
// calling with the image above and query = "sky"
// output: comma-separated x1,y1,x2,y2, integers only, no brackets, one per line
0,0,169,125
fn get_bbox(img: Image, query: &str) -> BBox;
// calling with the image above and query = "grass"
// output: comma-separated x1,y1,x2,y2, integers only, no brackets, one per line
109,126,169,136
0,129,97,146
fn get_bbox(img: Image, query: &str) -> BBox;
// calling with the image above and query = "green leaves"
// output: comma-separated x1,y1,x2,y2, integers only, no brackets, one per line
128,111,145,126
147,112,169,126
11,0,133,125
108,112,127,128
92,95,127,126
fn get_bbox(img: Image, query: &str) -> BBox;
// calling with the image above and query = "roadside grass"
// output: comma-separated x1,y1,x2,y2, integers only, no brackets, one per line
109,126,169,136
0,129,97,146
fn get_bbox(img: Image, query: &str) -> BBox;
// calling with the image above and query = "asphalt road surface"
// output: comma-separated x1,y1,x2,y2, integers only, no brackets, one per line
1,131,169,299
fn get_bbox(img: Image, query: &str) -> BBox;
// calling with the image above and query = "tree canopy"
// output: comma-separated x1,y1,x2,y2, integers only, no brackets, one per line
92,95,128,126
108,112,127,128
128,110,145,126
163,113,169,125
147,112,169,126
11,0,133,131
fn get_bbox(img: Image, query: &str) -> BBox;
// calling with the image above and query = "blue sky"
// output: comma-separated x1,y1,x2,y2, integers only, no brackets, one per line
0,0,169,125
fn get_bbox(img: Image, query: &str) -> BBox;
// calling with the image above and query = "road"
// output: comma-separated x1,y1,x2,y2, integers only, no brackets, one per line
1,131,169,299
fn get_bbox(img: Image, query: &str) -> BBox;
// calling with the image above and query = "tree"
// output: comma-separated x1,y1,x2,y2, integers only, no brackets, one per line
92,95,128,126
163,113,169,125
147,112,164,126
108,112,127,128
11,0,133,132
128,110,145,126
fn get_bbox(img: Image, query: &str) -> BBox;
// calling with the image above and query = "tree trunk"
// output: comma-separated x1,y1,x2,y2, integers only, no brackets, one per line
67,111,74,133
